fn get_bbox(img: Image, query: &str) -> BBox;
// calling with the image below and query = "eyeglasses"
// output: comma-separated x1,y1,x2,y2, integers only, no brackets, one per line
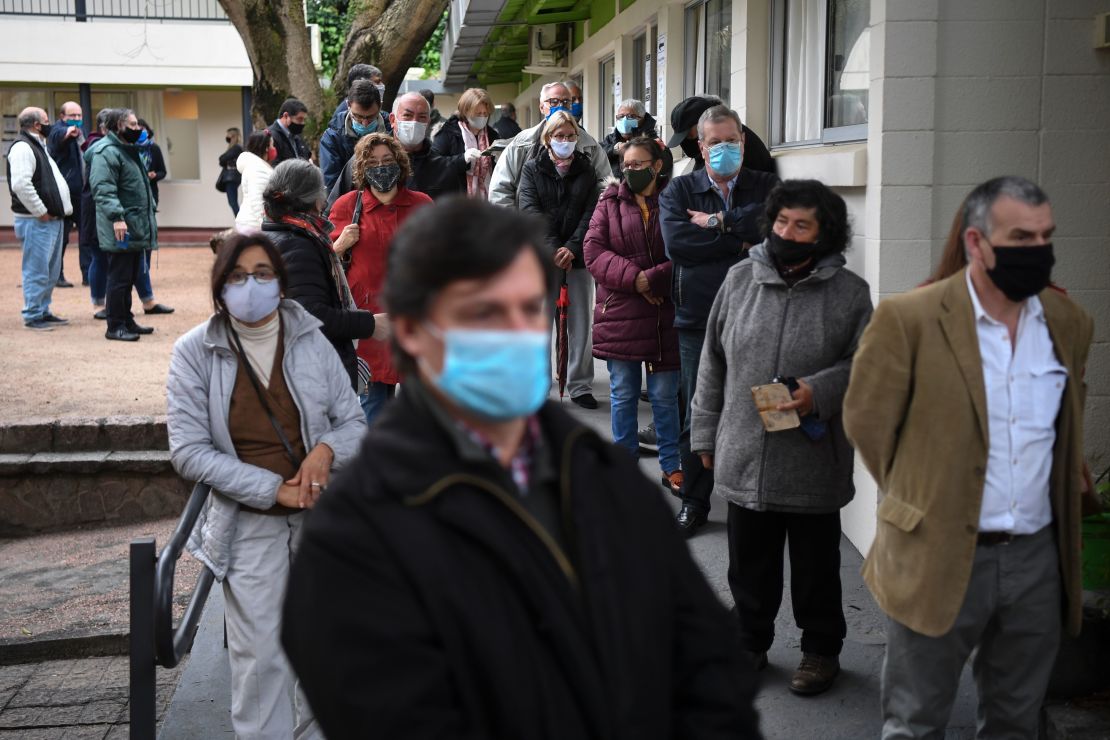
551,133,578,142
366,157,397,167
622,158,655,171
226,268,277,286
544,98,572,107
616,114,641,121
349,110,377,125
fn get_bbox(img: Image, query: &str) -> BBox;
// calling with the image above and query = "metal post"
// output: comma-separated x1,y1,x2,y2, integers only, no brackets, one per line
75,0,88,21
241,86,254,137
78,84,92,136
129,537,157,740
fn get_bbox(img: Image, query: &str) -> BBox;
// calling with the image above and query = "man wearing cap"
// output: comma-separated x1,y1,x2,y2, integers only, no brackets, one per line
660,104,780,536
667,96,776,177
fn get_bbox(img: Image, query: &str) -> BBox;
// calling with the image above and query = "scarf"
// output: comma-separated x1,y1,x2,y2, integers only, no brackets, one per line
459,121,491,199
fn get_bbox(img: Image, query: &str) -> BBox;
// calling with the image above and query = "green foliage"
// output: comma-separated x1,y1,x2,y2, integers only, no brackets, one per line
1097,466,1110,509
414,10,448,78
306,0,353,84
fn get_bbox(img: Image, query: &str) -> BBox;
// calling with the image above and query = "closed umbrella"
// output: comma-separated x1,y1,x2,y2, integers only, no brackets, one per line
554,271,570,399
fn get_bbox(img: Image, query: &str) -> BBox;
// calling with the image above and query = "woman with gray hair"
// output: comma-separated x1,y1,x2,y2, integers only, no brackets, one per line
600,98,669,178
261,159,387,392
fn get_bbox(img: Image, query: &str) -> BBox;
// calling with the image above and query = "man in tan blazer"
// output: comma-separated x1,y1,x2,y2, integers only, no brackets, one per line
843,176,1093,739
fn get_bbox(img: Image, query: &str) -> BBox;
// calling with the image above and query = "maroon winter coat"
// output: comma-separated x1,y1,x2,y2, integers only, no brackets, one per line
584,179,680,372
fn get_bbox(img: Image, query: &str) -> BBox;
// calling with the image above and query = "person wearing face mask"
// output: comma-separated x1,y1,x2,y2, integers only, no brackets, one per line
600,98,670,179
325,92,465,209
431,87,499,199
218,127,244,216
489,81,611,208
659,104,780,536
7,107,73,331
326,64,390,137
565,78,584,123
691,179,871,696
328,133,433,424
268,98,312,165
166,232,365,740
583,137,681,491
46,100,85,287
666,96,776,178
281,197,761,739
319,79,385,191
518,110,601,410
845,177,1094,739
88,107,159,341
235,130,277,233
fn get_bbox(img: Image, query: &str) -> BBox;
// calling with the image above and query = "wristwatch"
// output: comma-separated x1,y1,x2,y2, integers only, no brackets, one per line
706,213,720,230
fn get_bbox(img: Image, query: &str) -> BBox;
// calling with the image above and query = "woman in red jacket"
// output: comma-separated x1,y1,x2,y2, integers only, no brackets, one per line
584,137,682,492
330,133,432,424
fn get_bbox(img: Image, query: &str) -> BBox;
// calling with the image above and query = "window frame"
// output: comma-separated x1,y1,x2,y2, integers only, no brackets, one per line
683,0,732,102
769,0,868,149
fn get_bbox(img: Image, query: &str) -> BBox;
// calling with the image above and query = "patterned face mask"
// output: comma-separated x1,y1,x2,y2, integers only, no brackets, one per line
365,163,401,192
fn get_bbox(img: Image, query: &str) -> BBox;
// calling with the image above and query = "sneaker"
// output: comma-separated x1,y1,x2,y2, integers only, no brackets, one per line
24,319,54,331
93,309,107,320
640,390,650,403
789,653,839,696
638,423,658,454
571,393,599,410
42,313,69,325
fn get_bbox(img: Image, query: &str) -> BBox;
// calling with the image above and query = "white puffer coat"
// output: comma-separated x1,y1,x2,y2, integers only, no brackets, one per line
234,150,273,232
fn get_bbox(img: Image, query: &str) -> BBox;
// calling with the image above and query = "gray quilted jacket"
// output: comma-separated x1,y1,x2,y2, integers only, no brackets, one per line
166,300,366,579
690,243,873,513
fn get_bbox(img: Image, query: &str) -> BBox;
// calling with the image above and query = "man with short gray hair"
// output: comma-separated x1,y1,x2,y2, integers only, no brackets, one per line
488,81,610,207
660,104,779,535
7,106,73,330
844,176,1094,738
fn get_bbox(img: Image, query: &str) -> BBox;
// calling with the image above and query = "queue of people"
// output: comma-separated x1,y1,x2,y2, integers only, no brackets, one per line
138,74,1096,740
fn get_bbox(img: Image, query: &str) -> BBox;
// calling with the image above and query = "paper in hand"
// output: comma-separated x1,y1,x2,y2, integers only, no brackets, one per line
751,383,801,432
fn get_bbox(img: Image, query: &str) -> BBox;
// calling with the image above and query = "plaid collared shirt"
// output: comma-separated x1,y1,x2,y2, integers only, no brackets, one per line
458,415,543,495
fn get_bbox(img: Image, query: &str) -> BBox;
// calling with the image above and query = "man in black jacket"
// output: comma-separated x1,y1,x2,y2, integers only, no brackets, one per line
661,104,780,536
282,198,761,740
46,101,85,287
492,101,522,140
667,96,776,176
267,98,311,164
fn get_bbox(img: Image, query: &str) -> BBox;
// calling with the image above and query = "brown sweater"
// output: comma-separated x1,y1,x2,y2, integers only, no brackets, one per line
229,331,307,515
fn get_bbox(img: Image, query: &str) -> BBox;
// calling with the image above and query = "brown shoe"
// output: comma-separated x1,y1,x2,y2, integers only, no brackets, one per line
789,653,839,696
662,470,684,494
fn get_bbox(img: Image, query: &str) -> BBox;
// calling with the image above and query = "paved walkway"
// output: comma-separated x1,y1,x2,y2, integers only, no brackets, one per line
156,362,980,739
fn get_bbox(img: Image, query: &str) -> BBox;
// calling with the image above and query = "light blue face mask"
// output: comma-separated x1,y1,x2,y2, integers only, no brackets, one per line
707,141,742,177
424,325,550,421
616,116,638,135
351,117,379,136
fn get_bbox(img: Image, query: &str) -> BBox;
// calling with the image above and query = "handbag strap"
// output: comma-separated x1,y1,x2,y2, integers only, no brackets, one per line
226,320,304,471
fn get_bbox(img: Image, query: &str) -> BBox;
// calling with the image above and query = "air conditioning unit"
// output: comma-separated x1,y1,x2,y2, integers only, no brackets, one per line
524,24,569,75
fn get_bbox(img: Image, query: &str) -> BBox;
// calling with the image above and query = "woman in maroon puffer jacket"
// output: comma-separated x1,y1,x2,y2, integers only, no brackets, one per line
584,137,682,492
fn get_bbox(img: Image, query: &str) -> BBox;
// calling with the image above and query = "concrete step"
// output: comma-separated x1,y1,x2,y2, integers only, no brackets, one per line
0,416,167,454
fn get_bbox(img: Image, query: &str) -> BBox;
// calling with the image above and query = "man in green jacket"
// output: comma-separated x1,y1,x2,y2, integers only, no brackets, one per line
88,108,157,341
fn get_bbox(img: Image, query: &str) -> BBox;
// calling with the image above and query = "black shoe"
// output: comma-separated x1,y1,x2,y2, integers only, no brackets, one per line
126,322,154,335
638,423,658,453
789,653,840,696
640,390,650,403
42,313,69,325
56,277,74,288
676,504,707,537
105,327,140,342
748,650,769,671
571,393,599,410
143,303,175,315
93,309,107,320
24,319,54,331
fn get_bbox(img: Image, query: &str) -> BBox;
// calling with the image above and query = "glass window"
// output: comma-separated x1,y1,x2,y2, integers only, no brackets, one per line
683,0,731,101
600,56,616,132
632,33,646,109
162,91,200,180
1,89,51,146
683,4,703,99
771,0,869,146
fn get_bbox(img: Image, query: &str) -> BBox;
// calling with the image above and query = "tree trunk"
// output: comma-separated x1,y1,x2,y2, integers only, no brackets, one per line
335,0,450,107
219,0,326,135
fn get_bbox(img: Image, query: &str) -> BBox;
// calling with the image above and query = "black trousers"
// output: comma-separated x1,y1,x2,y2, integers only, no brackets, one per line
677,328,714,513
727,504,846,656
106,250,142,331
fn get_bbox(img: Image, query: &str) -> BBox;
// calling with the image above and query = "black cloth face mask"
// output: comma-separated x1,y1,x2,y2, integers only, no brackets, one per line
986,243,1055,302
120,127,142,144
768,232,819,265
680,138,701,161
287,121,306,136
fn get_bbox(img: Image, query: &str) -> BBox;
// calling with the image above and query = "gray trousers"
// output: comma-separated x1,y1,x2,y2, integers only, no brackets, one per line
557,267,595,399
224,510,321,740
881,525,1061,740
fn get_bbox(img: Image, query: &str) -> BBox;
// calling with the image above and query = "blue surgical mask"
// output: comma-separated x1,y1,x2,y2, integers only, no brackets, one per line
351,116,379,136
708,141,742,177
616,117,638,135
137,130,150,145
222,277,281,324
570,102,583,118
424,325,550,421
66,119,83,129
550,140,576,160
545,106,568,120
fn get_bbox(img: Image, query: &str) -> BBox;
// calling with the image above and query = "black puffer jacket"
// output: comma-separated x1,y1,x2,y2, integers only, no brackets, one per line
430,114,499,193
517,149,600,269
262,220,375,390
599,112,672,178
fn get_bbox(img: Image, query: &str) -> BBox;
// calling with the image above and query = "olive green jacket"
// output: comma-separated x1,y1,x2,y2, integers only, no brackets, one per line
87,132,157,252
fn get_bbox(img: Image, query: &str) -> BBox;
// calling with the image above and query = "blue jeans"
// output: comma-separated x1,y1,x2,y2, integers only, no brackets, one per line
608,360,680,474
16,216,63,322
678,328,714,513
135,250,154,303
359,382,395,427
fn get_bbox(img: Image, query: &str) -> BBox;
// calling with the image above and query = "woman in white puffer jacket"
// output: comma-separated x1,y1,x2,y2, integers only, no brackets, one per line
234,129,275,232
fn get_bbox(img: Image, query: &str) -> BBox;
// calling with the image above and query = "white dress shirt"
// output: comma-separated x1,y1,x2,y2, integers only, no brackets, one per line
967,270,1066,534
8,132,73,218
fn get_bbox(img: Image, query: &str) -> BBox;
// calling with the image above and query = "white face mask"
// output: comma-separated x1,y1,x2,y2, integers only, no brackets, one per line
468,115,489,130
394,120,428,149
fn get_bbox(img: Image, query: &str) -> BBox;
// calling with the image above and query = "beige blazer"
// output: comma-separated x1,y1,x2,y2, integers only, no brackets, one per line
843,270,1093,637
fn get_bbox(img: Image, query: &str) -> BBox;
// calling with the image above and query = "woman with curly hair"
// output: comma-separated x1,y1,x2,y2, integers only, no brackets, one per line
328,133,433,424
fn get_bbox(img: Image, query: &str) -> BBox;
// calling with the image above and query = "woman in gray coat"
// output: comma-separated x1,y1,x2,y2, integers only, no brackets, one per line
166,232,365,738
691,180,873,698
